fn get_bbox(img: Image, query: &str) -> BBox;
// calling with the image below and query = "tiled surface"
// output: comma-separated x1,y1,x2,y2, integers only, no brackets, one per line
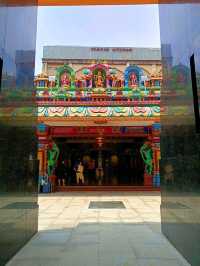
7,192,190,266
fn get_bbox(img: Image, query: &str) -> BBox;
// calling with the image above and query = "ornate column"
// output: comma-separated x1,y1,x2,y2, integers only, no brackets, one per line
144,171,153,186
152,123,161,187
96,134,104,185
37,123,49,179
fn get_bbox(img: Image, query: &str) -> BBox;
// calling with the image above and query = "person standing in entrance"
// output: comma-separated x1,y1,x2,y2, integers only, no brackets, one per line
55,161,66,186
75,161,84,185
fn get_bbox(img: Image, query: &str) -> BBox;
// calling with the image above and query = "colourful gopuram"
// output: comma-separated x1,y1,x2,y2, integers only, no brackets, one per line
35,46,161,191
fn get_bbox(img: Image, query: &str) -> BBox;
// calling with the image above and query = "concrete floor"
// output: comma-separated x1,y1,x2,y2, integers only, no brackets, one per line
7,192,190,266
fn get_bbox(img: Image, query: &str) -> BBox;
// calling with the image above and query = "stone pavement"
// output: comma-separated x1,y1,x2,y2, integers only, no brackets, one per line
7,192,190,266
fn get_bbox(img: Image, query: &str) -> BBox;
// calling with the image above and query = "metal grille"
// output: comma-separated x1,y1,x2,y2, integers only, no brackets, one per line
89,201,126,209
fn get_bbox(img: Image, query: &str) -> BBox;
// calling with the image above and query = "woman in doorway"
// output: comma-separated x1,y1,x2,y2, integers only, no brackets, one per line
75,161,84,185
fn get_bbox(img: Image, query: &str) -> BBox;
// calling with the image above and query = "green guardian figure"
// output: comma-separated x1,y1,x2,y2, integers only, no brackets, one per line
47,142,60,176
140,141,153,175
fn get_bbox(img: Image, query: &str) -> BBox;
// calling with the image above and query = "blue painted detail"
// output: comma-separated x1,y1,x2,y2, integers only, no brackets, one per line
37,123,47,132
155,80,160,86
144,126,150,133
156,174,160,187
39,80,45,87
153,174,160,187
124,65,144,87
152,123,161,130
38,143,44,148
156,179,160,187
120,127,127,134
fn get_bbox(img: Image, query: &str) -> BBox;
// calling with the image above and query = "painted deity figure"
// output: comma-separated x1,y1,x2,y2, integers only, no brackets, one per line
107,74,113,88
61,72,70,88
108,75,112,87
120,79,124,88
74,78,82,88
94,71,104,88
75,78,79,88
84,74,92,88
129,72,137,87
140,141,153,175
112,74,118,87
47,142,60,176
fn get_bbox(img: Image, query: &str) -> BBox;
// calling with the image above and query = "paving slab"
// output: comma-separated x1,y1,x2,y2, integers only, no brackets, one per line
6,192,190,266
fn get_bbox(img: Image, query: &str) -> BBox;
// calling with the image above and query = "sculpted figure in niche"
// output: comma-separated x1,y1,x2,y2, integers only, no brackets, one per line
120,79,124,87
108,75,113,87
129,72,138,87
81,69,92,88
112,74,118,87
61,72,70,88
94,71,104,88
84,74,92,88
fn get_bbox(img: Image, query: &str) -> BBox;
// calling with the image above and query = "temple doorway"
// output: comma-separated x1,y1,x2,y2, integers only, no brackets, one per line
54,137,145,187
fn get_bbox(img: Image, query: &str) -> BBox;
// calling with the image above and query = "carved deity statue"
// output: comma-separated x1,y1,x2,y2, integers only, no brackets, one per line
140,141,153,175
84,74,92,88
129,72,137,87
112,74,118,87
61,72,70,87
94,71,104,88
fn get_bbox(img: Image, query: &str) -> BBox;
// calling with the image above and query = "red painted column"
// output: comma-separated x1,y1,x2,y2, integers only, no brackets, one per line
144,172,153,186
37,123,50,177
152,123,161,187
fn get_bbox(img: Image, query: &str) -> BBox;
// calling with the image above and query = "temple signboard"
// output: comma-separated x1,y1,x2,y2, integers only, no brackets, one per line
91,47,133,52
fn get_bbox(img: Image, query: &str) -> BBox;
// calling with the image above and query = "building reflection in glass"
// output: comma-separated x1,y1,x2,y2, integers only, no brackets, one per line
0,5,38,265
159,4,200,266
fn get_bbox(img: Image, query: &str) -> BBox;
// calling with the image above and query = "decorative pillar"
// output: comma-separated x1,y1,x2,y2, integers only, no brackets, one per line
37,123,49,177
36,123,50,192
144,172,153,186
96,135,104,185
152,123,161,187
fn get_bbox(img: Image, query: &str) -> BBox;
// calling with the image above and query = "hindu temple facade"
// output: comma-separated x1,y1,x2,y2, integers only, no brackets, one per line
35,46,161,191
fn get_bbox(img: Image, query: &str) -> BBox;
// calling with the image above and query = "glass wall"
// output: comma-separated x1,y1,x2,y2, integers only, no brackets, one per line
159,4,200,266
0,3,38,265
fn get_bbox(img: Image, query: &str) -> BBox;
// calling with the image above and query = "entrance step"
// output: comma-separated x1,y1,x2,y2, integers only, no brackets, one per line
56,186,160,192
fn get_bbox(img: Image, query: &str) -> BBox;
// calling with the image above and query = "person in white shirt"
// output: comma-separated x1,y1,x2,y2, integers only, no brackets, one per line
76,161,84,185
